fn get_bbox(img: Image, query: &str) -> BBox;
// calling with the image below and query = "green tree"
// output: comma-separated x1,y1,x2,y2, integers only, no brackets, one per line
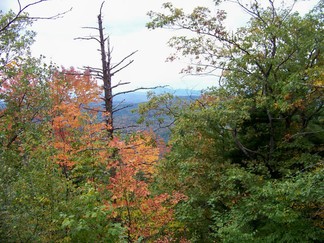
0,11,34,68
137,91,191,141
148,0,323,241
0,0,69,69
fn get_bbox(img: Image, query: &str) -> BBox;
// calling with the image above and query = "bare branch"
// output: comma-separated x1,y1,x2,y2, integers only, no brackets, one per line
114,124,140,131
111,81,131,89
154,119,176,131
82,106,106,113
0,0,71,33
75,1,159,136
81,26,100,31
282,1,296,21
111,60,135,76
232,128,265,160
112,85,167,98
74,36,101,43
230,0,267,25
22,7,72,21
112,99,126,109
83,66,103,72
290,130,324,140
111,50,138,71
99,1,105,15
113,104,133,113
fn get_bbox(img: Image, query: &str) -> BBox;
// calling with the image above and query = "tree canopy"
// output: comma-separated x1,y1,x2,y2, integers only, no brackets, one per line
0,0,323,242
146,0,323,241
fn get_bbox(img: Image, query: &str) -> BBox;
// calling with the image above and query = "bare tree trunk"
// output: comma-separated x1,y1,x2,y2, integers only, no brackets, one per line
97,7,114,137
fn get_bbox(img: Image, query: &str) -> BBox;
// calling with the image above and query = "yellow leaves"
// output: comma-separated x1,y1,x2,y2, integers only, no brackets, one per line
313,79,323,87
5,60,18,69
284,94,292,101
307,66,324,88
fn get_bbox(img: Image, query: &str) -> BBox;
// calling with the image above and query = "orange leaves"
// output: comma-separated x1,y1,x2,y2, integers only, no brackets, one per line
109,166,150,203
51,67,100,107
108,133,160,177
9,64,187,239
106,133,187,241
1,61,187,240
50,67,107,170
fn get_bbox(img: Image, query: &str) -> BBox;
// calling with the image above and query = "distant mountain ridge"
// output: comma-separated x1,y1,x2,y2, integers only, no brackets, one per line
112,88,201,141
113,88,201,103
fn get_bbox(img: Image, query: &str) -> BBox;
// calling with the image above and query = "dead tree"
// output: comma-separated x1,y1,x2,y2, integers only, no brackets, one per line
76,1,163,137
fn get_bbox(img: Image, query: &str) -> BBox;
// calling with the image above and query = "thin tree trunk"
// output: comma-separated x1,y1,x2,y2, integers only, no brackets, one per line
98,7,113,137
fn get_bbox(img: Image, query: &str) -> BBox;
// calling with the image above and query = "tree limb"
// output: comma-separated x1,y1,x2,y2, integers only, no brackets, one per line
113,104,133,113
111,81,131,89
74,36,101,44
1,0,71,33
111,50,138,71
111,60,135,76
112,86,167,98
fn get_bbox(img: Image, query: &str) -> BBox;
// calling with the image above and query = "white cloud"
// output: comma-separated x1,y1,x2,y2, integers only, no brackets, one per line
26,0,228,91
3,0,320,92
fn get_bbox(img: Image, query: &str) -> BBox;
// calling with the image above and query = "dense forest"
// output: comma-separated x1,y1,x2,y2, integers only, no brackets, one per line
0,0,323,242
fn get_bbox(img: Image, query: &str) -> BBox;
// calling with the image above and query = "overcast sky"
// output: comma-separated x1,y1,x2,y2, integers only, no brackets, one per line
0,0,318,91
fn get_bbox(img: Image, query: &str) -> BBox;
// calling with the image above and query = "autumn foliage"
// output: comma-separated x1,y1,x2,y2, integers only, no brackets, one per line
47,68,187,241
106,134,187,241
50,68,105,170
2,1,323,242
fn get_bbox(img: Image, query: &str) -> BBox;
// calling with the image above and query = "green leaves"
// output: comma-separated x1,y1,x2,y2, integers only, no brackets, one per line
59,183,126,242
147,0,324,241
147,3,185,29
0,10,35,67
217,167,324,242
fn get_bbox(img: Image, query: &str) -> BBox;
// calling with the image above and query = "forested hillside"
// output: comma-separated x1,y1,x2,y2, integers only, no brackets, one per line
0,0,323,242
113,89,200,141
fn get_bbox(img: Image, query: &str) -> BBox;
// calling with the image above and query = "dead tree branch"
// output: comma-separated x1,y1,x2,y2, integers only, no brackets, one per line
0,0,71,33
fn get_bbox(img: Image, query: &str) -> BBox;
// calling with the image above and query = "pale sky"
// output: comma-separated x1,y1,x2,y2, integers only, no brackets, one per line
0,0,318,91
